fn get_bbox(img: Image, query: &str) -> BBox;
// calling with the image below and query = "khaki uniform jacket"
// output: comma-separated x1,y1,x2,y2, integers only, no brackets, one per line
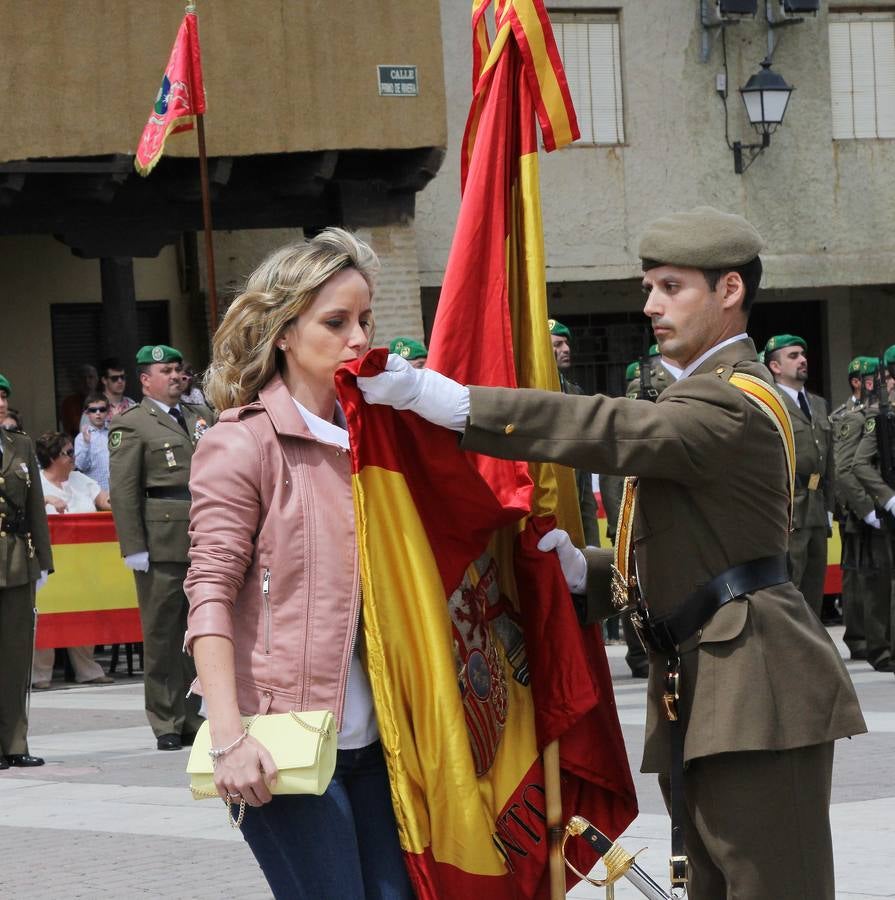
852,410,895,509
776,388,834,530
109,399,214,563
462,338,865,773
562,378,600,546
833,405,876,527
0,429,53,587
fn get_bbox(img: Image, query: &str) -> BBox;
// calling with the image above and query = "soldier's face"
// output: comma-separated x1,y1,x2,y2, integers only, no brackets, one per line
770,347,808,384
551,335,571,370
642,265,742,368
281,268,372,389
141,363,184,404
0,389,7,419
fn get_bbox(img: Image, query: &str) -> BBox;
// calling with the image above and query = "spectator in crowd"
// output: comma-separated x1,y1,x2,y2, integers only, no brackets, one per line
99,357,137,422
60,364,99,438
74,393,111,492
2,407,22,430
31,431,112,689
0,374,53,767
179,361,207,405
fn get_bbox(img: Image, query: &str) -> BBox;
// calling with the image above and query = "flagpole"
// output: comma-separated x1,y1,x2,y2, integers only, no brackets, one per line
543,739,566,899
187,1,218,343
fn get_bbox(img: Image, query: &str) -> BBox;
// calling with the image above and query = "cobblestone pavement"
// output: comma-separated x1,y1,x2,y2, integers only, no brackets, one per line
1,627,891,899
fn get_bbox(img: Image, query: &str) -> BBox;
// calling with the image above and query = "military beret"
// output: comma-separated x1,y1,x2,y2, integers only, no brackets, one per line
0,373,10,396
548,319,571,339
860,357,881,376
884,345,895,367
639,206,764,270
764,334,807,355
389,337,428,361
136,344,182,365
647,343,659,357
625,361,641,381
848,356,863,376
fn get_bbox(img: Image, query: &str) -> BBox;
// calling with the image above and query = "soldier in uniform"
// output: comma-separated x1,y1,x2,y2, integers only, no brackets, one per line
548,318,600,547
108,345,214,750
0,373,53,768
765,334,834,618
625,344,681,400
830,357,878,662
358,206,866,899
849,346,895,673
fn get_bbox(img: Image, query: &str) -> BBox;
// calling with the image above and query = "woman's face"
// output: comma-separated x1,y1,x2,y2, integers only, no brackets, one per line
282,268,373,388
54,442,75,474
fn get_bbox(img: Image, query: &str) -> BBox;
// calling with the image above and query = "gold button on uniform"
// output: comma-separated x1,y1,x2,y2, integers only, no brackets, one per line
0,476,5,484
504,424,515,435
716,367,725,375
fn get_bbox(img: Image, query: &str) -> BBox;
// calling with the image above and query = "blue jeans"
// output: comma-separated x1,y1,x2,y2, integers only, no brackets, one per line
239,740,414,900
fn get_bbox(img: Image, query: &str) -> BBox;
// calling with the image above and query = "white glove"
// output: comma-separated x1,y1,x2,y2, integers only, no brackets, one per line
886,497,895,514
537,528,588,595
35,570,49,592
357,354,469,431
827,511,834,529
124,551,150,572
863,511,882,530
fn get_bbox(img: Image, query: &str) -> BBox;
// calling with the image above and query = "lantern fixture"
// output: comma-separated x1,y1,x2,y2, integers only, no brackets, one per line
732,58,794,173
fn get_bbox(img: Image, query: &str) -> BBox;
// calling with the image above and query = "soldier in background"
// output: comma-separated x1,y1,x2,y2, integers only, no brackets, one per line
625,343,681,400
850,347,895,673
109,345,214,750
548,319,599,547
765,334,834,618
0,373,53,768
389,337,428,370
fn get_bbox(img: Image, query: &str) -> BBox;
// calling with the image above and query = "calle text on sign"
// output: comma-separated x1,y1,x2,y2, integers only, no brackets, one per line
377,65,419,97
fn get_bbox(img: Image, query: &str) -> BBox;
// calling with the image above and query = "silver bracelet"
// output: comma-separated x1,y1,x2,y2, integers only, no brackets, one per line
208,727,249,765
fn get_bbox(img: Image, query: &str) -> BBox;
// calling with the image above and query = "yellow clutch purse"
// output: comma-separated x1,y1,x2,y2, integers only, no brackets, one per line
187,710,337,825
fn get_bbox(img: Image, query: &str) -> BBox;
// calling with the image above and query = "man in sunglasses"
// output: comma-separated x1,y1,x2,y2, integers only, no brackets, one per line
74,393,111,492
99,357,136,422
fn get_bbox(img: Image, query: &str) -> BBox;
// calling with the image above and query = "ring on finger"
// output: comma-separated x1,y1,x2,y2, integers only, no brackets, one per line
227,791,242,800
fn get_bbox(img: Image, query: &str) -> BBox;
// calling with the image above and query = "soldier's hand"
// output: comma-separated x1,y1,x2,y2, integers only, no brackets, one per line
863,511,882,530
35,570,49,592
537,528,588,594
124,551,150,572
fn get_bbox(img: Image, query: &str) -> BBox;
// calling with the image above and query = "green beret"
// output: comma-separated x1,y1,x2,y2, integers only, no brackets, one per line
848,356,863,376
757,351,766,364
639,206,764,269
389,337,428,361
647,343,659,357
548,319,571,339
625,361,641,381
0,373,10,396
860,357,881,376
136,344,183,365
764,334,806,355
884,345,895,367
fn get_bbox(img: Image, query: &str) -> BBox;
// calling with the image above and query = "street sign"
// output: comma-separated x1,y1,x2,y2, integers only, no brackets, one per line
377,65,419,97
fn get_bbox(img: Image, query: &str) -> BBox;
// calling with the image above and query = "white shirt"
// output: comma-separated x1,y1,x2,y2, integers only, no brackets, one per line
41,470,102,514
678,333,750,380
775,382,808,411
292,398,379,750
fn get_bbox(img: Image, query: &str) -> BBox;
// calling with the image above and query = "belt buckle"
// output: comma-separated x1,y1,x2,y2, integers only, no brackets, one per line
669,855,689,886
662,665,680,722
807,473,820,491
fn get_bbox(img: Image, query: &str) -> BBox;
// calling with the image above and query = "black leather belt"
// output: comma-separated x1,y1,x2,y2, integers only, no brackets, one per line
634,554,788,654
144,487,191,501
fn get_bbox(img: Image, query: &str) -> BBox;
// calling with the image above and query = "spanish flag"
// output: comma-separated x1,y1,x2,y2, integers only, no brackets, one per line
337,1,636,895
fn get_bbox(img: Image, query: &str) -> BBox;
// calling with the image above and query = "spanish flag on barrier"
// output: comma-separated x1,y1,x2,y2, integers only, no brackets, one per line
336,1,636,895
36,513,140,649
134,6,206,176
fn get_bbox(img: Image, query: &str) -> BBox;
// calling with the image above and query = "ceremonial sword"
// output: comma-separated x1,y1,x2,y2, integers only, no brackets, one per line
562,816,671,900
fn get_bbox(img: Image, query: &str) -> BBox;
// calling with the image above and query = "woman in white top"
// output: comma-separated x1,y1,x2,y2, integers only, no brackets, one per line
31,432,113,688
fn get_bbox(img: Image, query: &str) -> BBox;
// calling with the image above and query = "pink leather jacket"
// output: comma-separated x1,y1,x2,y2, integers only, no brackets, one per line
184,373,359,725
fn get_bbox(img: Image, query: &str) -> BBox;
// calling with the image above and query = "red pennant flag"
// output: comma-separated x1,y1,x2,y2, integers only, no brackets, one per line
336,1,636,896
135,9,206,176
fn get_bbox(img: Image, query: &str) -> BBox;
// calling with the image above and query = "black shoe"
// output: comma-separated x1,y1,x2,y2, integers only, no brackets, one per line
872,660,895,673
630,667,649,679
156,733,182,751
180,731,198,747
0,757,8,770
848,648,868,661
5,754,45,767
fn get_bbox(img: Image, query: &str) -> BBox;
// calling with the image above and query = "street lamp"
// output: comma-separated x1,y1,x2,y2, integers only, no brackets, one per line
732,58,794,173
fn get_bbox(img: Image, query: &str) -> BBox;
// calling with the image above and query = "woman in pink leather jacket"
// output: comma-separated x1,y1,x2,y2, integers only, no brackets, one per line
184,229,413,899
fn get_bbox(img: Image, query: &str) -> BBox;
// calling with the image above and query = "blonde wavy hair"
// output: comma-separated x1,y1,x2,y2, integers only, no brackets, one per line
204,228,379,411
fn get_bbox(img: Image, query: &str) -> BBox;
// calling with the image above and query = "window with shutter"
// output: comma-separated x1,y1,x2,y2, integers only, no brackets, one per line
829,13,895,140
550,11,625,145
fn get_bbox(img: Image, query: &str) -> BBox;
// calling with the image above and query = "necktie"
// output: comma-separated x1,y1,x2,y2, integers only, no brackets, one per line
797,391,812,421
169,407,189,434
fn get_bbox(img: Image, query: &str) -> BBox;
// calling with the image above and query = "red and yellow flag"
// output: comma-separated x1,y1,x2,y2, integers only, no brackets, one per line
36,513,141,648
134,7,206,176
337,1,635,896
